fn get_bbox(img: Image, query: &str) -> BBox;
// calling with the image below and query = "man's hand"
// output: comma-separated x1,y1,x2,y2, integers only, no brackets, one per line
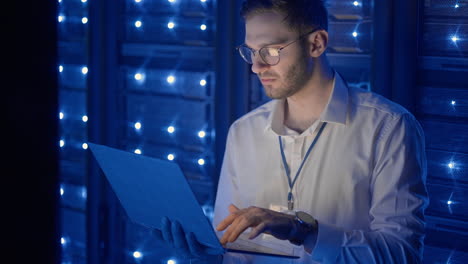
153,217,224,259
215,204,298,245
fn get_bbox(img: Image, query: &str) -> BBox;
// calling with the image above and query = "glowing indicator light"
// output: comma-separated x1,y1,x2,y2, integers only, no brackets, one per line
135,20,142,28
81,0,87,3
352,31,358,38
134,73,144,81
60,140,65,148
167,154,175,161
82,115,88,122
167,75,176,84
353,1,359,6
59,112,64,119
198,159,205,166
135,0,142,2
82,17,88,24
200,24,207,31
455,4,459,8
451,100,456,105
167,22,175,29
58,15,65,23
167,260,176,264
448,162,455,169
59,65,63,73
200,79,207,86
198,131,206,138
81,66,88,75
167,126,175,133
61,237,66,245
82,143,88,150
60,187,64,196
451,36,459,43
447,200,453,205
134,149,142,155
134,122,142,130
133,251,142,259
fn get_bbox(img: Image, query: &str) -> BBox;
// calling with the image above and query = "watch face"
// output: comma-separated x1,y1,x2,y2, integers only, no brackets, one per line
296,211,315,224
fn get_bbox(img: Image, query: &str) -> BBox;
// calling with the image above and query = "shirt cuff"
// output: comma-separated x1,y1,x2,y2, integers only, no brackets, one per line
306,221,344,263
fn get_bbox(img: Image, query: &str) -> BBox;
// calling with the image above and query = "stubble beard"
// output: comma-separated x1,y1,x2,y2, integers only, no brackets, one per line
262,55,311,100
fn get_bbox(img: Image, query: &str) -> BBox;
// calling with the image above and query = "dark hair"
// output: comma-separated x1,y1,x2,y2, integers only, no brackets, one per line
240,0,328,33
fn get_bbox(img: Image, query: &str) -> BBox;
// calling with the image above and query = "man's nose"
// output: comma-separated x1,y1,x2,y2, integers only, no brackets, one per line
251,55,270,74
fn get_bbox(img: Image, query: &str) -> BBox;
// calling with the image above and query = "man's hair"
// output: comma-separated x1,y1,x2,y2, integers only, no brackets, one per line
240,0,328,33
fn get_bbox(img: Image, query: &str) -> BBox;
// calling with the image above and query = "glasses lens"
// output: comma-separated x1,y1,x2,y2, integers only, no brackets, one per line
238,46,253,64
260,47,280,65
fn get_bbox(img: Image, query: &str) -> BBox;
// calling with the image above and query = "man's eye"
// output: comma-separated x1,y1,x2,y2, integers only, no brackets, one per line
264,48,280,57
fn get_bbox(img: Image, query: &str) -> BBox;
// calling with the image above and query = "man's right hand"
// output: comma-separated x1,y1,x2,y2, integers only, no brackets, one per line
153,216,225,260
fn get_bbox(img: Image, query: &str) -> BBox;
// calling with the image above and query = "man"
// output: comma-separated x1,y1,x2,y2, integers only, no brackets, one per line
158,0,429,263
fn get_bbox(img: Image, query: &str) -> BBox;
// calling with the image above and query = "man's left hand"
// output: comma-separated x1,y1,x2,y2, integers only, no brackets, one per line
215,204,299,245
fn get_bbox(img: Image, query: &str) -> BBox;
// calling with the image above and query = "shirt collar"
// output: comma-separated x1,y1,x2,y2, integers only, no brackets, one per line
265,71,349,136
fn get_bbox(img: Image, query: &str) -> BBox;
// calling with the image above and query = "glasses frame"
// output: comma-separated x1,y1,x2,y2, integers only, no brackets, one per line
236,27,322,66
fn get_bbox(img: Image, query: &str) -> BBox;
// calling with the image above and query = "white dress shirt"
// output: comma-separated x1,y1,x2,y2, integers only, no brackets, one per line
213,72,429,263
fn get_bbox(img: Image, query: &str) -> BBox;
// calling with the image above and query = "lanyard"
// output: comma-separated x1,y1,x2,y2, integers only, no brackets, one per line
278,122,327,210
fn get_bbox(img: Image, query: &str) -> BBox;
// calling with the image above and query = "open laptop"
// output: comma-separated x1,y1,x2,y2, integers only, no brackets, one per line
88,143,299,259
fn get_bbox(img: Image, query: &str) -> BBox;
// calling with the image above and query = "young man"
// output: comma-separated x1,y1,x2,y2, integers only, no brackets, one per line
159,0,428,263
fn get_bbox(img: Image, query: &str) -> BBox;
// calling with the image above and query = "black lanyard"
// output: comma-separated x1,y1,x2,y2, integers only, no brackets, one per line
278,122,327,210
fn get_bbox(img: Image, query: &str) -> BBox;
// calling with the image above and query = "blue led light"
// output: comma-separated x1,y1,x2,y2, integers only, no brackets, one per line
353,1,359,6
167,22,175,29
451,35,459,43
133,251,143,259
167,154,175,161
59,112,64,120
60,187,64,196
82,17,88,24
168,0,176,3
200,0,207,2
82,115,88,122
82,143,88,150
135,20,142,28
82,66,88,75
134,149,142,155
60,140,65,148
167,259,176,264
455,4,459,8
448,162,455,169
134,122,142,130
447,200,453,205
200,79,207,86
167,126,175,133
135,0,142,3
451,100,456,105
167,75,176,84
81,0,87,3
200,24,207,31
134,72,144,81
198,158,205,166
58,15,65,23
198,131,206,138
352,31,358,38
59,65,63,73
61,237,66,245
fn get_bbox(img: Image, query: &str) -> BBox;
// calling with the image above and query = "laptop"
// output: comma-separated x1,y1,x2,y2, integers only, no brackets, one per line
88,143,299,259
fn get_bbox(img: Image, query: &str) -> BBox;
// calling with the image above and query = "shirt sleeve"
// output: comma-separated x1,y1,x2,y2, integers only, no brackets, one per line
306,113,429,263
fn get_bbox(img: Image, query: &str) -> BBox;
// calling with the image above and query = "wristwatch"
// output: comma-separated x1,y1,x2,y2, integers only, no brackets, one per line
289,211,317,246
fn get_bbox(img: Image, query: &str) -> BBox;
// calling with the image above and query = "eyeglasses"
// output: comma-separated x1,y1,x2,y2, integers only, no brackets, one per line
236,28,321,66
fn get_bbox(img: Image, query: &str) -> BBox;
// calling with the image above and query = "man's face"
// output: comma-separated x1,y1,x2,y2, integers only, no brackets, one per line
245,11,313,99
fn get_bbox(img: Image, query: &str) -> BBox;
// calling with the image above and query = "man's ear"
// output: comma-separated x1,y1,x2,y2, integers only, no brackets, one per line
306,30,328,58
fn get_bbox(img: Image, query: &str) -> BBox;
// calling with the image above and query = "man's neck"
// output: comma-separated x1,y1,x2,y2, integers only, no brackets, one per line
284,67,335,134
